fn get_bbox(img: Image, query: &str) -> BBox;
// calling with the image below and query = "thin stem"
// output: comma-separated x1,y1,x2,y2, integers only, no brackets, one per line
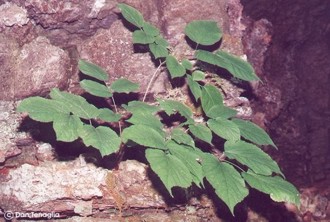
143,60,166,102
111,96,122,135
222,159,245,172
195,43,199,51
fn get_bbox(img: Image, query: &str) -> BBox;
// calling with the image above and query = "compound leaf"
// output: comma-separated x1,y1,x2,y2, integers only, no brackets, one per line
53,113,83,142
50,88,99,119
78,125,121,157
110,79,139,93
78,59,108,81
202,154,249,215
225,140,283,176
231,118,277,148
167,141,204,187
189,124,212,144
126,112,164,133
146,148,192,196
187,75,202,102
97,108,121,122
201,85,223,116
149,43,169,59
195,50,259,81
123,101,160,114
142,22,160,36
208,118,240,142
155,36,169,47
171,128,195,147
242,171,300,207
185,20,222,46
158,99,193,121
166,55,186,79
195,50,221,66
206,105,237,119
122,125,166,150
133,30,156,44
215,51,259,81
80,80,112,98
192,70,205,81
118,3,145,28
182,59,193,70
17,97,69,123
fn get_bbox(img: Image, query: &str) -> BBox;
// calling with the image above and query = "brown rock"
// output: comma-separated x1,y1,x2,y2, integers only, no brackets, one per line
78,20,168,95
0,34,71,100
0,2,29,27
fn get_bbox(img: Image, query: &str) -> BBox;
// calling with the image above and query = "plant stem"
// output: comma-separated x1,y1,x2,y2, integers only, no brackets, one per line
143,61,165,102
222,160,245,172
111,96,122,135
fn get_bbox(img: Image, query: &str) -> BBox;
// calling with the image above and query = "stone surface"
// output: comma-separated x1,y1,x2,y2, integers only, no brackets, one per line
3,0,324,221
0,2,29,27
0,101,26,163
77,20,167,95
242,0,330,186
0,35,71,100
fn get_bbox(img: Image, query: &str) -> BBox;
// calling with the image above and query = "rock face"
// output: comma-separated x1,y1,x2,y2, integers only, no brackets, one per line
242,0,330,187
0,0,256,220
0,34,71,100
0,0,250,100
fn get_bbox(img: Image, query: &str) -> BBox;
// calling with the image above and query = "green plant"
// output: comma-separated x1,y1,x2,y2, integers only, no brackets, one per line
17,3,299,215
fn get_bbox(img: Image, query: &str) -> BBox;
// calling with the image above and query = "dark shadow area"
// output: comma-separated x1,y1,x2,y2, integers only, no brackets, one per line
246,189,299,222
241,0,330,187
184,36,222,52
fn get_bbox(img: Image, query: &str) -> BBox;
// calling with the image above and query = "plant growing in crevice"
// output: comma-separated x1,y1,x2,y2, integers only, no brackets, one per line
17,3,300,215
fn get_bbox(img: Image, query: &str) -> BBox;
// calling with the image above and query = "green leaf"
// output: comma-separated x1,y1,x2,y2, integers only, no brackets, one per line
206,105,237,119
118,3,145,28
189,124,212,144
155,36,169,47
78,59,108,81
201,85,223,116
122,125,166,150
158,99,193,121
78,125,121,157
171,128,195,147
202,154,249,214
126,112,164,133
225,140,283,176
242,171,300,207
122,101,159,114
231,118,276,148
132,30,156,44
195,50,259,81
207,118,240,142
149,43,169,59
53,113,83,142
167,141,204,187
97,108,121,122
80,80,113,98
146,149,192,196
17,97,69,123
187,75,202,102
195,50,221,66
215,51,259,81
185,20,222,46
142,22,160,36
50,88,100,119
182,59,193,70
166,55,186,79
192,70,205,81
110,79,139,93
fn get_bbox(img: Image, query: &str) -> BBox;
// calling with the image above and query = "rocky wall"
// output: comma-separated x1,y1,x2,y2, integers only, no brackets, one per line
1,0,329,220
0,0,256,221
